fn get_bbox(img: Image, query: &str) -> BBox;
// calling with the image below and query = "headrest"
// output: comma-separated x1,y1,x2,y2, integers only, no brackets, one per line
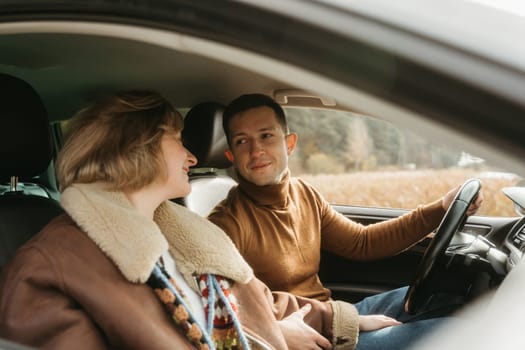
183,102,231,169
0,74,52,178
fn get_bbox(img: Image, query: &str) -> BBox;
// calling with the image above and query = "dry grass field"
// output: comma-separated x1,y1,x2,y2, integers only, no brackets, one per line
299,169,522,217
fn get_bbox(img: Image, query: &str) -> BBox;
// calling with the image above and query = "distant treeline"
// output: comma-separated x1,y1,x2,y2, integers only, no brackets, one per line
286,108,467,175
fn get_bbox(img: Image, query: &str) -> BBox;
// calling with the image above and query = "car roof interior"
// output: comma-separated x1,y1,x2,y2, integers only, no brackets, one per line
0,30,305,121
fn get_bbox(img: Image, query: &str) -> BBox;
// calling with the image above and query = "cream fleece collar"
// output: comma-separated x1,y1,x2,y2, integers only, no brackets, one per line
60,183,253,288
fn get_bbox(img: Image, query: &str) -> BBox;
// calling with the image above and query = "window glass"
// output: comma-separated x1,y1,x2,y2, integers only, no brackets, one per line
285,107,522,217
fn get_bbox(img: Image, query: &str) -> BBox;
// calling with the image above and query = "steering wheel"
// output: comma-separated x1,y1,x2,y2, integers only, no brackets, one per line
404,178,481,314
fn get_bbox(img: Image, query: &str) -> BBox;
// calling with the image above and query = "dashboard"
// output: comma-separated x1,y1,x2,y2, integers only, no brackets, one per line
504,217,525,269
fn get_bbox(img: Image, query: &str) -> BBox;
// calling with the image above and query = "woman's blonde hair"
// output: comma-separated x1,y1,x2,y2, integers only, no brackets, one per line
56,90,183,191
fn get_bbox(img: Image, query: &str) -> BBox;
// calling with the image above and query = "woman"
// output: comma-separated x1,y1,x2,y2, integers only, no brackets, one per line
0,90,357,350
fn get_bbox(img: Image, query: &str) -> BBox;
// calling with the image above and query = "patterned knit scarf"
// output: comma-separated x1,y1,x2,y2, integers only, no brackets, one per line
147,263,251,350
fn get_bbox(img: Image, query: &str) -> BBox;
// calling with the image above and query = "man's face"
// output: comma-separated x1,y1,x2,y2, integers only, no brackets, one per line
225,106,297,186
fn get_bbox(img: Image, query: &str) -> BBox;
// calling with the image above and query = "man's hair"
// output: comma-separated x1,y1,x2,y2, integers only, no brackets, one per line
222,93,288,145
56,90,183,191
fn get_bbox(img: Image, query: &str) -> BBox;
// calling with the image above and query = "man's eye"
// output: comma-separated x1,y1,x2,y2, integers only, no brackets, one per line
234,139,247,145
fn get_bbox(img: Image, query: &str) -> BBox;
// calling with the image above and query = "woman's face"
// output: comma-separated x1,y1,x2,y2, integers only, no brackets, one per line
158,130,197,199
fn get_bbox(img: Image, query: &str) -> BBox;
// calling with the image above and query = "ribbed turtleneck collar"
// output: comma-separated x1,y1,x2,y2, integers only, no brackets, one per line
237,169,290,208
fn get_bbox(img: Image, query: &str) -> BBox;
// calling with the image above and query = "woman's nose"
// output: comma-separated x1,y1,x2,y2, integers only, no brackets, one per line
187,149,198,166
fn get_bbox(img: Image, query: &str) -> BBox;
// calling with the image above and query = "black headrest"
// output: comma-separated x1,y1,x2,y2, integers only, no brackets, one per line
183,102,230,169
0,74,52,178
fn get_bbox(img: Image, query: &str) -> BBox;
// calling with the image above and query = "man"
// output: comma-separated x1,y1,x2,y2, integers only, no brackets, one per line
208,93,483,349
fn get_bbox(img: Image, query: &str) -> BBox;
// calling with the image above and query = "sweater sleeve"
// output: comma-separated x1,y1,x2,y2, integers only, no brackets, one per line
320,196,446,261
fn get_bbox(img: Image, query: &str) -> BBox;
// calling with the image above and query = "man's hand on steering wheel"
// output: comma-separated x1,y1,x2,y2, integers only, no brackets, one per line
405,179,483,315
442,183,484,216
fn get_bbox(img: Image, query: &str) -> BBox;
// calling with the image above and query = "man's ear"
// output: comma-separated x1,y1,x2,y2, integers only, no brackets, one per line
225,149,234,163
286,133,298,155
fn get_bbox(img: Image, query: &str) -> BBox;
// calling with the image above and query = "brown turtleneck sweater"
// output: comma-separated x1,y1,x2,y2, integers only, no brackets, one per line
208,170,445,301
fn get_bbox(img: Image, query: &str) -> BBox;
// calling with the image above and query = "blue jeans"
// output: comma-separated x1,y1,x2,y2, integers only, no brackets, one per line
354,287,459,350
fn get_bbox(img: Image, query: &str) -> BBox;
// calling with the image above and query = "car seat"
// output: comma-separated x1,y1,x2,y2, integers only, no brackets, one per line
181,102,237,216
0,73,63,268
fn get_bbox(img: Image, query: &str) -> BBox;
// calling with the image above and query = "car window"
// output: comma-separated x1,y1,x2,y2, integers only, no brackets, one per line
285,107,522,217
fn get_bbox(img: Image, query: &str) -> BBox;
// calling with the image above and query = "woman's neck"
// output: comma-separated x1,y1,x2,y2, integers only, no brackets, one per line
125,184,164,219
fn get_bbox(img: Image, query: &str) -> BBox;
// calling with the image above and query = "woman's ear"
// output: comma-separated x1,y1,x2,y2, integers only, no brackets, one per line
225,149,234,163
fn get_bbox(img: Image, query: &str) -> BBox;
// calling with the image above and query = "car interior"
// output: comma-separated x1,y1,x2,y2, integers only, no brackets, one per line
181,101,237,217
1,1,525,348
0,26,522,301
1,67,519,306
0,73,63,270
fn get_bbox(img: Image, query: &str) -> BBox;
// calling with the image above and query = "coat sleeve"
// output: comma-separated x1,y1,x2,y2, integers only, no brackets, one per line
232,277,288,349
234,277,359,350
272,290,359,350
0,246,108,350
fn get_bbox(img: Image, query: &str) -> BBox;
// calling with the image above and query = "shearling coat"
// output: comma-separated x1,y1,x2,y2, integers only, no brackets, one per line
0,183,358,350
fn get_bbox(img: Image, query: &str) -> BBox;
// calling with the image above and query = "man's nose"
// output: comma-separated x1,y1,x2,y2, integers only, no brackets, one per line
250,140,265,156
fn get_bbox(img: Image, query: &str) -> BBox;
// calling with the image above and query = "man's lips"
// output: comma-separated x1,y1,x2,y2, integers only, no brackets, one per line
250,162,271,170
